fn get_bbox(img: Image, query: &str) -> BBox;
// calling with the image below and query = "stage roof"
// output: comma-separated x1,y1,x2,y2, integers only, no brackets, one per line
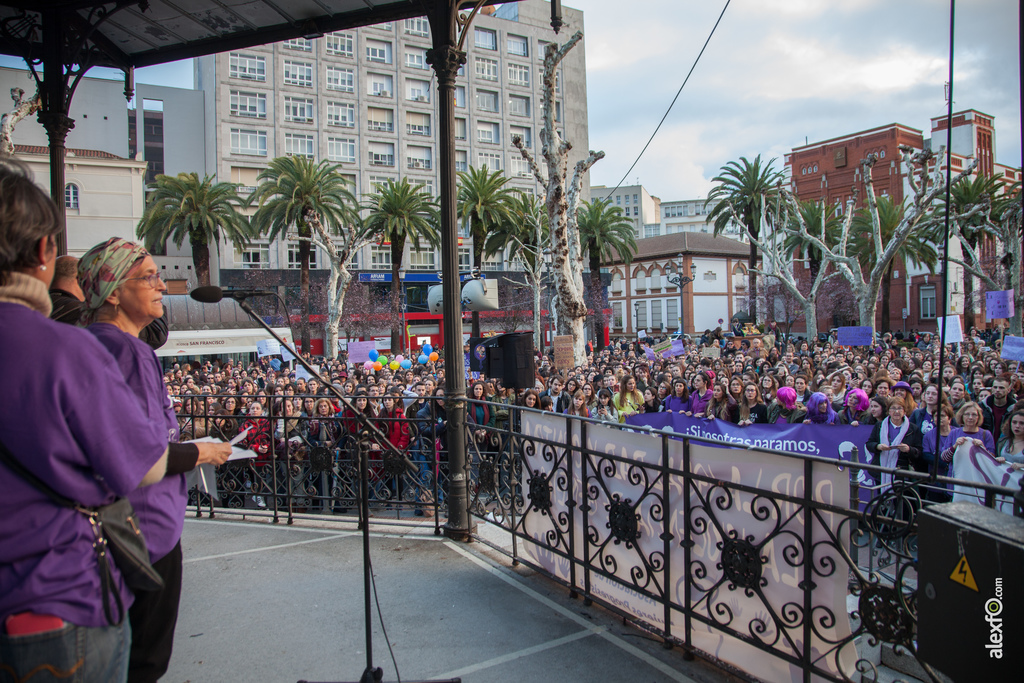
0,1,508,70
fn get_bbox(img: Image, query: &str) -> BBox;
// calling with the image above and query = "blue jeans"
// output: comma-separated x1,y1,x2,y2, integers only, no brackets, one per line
0,618,130,683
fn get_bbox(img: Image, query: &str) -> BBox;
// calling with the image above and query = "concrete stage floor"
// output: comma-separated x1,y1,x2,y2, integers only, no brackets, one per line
163,514,741,683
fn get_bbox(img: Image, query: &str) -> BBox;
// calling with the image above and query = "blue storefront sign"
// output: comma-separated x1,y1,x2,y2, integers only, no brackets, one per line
358,272,444,283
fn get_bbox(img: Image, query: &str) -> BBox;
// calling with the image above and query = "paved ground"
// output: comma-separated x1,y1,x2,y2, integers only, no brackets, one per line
164,515,742,683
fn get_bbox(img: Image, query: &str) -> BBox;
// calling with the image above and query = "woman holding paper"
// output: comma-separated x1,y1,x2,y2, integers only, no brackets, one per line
865,397,924,490
79,238,231,683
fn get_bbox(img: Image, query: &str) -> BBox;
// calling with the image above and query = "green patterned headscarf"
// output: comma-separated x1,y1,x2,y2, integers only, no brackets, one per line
78,237,149,324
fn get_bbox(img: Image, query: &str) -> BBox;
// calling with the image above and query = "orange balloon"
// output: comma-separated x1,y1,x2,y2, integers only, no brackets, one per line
429,352,439,362
373,361,383,371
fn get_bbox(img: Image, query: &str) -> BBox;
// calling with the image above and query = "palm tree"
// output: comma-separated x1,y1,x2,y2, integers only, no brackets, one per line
457,165,516,336
705,155,783,321
249,156,358,353
578,198,637,344
947,173,1006,328
851,196,938,328
136,172,251,287
361,178,439,352
485,192,549,350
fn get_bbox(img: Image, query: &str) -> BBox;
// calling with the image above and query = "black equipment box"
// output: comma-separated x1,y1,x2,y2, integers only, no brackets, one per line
918,502,1023,680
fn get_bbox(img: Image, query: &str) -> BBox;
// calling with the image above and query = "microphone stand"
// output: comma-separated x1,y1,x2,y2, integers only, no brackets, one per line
228,299,457,683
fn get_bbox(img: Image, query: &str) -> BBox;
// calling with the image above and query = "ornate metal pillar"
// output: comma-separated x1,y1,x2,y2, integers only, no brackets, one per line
427,1,471,541
37,9,74,256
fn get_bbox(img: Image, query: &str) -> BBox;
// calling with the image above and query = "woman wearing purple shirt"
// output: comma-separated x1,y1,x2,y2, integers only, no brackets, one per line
78,238,230,683
0,164,169,683
686,371,713,416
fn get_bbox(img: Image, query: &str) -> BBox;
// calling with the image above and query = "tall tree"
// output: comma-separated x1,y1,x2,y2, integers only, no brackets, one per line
250,156,358,353
457,164,515,337
512,31,604,365
578,198,636,346
850,196,938,329
0,88,41,156
362,178,440,352
136,172,251,286
948,179,1023,334
785,148,976,329
945,173,1006,327
705,155,783,322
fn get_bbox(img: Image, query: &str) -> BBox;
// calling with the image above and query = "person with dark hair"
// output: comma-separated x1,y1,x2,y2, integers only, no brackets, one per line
0,161,171,682
737,382,767,426
685,371,713,417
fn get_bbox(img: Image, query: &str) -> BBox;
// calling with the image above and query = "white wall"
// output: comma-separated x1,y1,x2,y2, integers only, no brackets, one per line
691,257,728,294
693,295,730,332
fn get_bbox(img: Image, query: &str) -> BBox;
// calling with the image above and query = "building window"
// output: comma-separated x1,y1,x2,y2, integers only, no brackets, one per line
508,95,530,117
367,73,393,97
230,128,267,156
64,183,79,209
644,224,660,238
366,39,392,64
284,133,315,158
667,299,679,329
406,111,431,137
327,137,356,163
651,300,664,330
283,37,312,51
325,66,354,92
405,48,428,70
507,34,528,57
458,247,471,270
404,18,429,37
229,53,265,81
455,150,468,173
612,302,623,329
370,246,391,270
920,286,936,320
510,124,531,147
474,28,497,51
230,90,266,118
454,118,467,140
368,141,395,167
454,86,466,108
367,107,394,132
283,60,313,87
326,101,355,128
409,247,436,270
477,151,501,171
406,79,430,102
508,63,530,86
367,175,393,191
283,96,314,123
235,243,270,269
287,243,318,269
483,252,502,271
636,303,648,330
325,32,354,57
475,57,498,81
415,178,435,196
476,121,499,144
476,89,499,112
407,145,432,171
510,155,530,178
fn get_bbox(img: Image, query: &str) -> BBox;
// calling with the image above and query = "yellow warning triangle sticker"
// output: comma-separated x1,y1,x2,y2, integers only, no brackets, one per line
950,555,979,592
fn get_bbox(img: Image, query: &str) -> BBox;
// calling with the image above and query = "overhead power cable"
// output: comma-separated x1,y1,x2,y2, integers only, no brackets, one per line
605,0,732,199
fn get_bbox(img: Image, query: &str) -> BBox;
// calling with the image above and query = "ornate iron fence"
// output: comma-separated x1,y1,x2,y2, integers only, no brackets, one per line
461,401,1023,683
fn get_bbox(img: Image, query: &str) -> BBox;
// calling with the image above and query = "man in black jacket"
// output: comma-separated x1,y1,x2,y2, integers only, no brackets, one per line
981,375,1015,437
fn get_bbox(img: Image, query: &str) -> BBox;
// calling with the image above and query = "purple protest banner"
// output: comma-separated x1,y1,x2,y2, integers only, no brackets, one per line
643,346,657,362
986,290,1014,320
836,326,873,346
347,340,376,363
626,412,877,507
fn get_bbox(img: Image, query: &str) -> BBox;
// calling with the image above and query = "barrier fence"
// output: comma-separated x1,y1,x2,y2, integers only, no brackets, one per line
178,394,1023,682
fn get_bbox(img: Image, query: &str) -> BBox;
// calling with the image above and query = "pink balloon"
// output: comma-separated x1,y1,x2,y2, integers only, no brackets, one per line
363,361,373,371
395,355,404,362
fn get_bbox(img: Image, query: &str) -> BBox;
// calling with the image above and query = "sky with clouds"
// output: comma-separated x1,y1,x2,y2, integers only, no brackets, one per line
1,0,1017,205
575,0,1020,201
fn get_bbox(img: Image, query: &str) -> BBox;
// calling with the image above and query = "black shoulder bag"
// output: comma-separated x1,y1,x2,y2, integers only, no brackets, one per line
0,437,164,626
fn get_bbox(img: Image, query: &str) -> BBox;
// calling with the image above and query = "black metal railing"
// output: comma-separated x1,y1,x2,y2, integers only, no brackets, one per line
458,400,1022,683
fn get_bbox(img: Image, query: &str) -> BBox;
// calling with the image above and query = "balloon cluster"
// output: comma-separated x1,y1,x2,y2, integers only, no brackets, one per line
361,343,438,373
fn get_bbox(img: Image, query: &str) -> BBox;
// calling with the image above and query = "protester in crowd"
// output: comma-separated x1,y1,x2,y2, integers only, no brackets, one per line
613,374,643,423
804,392,838,425
994,411,1024,471
706,382,739,423
980,375,1015,436
838,388,870,426
0,162,170,683
767,386,807,424
909,383,942,437
866,397,924,486
737,382,768,426
641,387,662,414
685,371,713,417
664,378,689,413
594,388,619,423
566,389,593,418
892,381,917,414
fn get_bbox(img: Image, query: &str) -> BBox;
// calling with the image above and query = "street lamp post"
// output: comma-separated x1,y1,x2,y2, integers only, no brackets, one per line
634,301,640,336
667,253,696,336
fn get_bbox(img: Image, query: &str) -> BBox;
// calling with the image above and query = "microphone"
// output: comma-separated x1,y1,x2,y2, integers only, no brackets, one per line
190,286,277,303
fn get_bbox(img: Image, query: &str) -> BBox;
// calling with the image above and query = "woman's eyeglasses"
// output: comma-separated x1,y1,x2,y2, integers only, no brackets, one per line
127,273,165,288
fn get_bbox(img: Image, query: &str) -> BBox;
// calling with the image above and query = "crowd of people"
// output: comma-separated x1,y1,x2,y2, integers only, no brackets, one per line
2,155,1021,682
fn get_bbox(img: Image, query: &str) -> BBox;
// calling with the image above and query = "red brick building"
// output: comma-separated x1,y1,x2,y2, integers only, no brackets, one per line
784,109,1020,335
